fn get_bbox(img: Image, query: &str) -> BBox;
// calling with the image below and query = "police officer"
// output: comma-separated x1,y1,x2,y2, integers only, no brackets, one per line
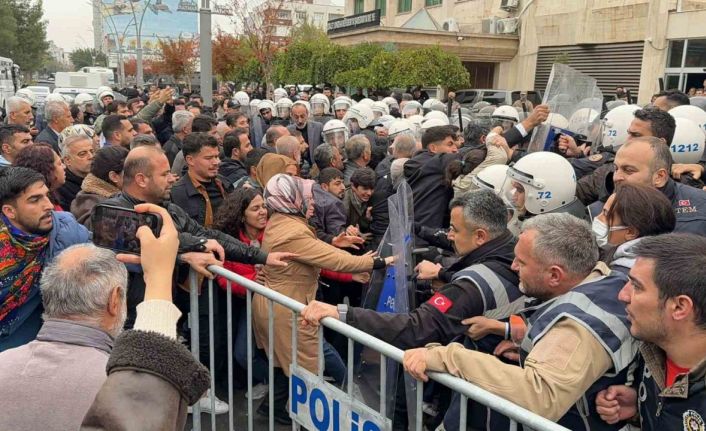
403,213,639,431
310,93,332,125
596,233,706,431
300,189,524,350
249,100,275,151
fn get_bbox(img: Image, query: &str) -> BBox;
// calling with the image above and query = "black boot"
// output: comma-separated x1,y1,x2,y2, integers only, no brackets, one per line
257,368,292,425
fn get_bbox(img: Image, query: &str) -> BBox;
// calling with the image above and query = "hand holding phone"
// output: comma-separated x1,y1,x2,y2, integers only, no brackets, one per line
92,204,163,255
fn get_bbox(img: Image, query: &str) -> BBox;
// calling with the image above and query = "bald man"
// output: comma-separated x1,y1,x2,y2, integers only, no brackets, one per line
275,135,302,164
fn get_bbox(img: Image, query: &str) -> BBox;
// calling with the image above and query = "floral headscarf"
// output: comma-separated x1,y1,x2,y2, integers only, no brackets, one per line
264,173,314,217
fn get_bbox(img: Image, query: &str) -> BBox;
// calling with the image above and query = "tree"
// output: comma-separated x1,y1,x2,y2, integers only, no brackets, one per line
123,58,137,77
70,48,109,69
10,0,49,77
212,31,248,82
391,46,470,89
155,38,198,90
0,0,18,58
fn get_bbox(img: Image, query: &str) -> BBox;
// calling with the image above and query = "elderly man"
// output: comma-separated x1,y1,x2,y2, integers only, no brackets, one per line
57,134,96,209
342,135,371,185
275,135,302,164
36,100,73,154
287,102,323,164
163,110,194,167
5,96,34,128
0,244,127,431
403,213,638,431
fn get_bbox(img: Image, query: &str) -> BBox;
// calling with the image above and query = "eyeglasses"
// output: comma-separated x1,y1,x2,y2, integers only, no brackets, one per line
75,148,96,159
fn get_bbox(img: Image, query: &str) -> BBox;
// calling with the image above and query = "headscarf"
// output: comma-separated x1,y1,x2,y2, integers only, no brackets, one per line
255,153,298,189
264,173,314,217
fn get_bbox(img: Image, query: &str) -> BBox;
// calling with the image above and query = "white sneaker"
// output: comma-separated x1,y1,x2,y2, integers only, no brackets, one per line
188,389,229,415
245,382,269,400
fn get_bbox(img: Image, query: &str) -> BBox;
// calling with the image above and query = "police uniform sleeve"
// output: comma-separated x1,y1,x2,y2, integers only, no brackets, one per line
423,318,613,421
347,279,485,350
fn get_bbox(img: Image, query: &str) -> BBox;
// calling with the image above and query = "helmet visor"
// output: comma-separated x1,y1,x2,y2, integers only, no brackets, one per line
277,106,290,118
323,129,348,148
311,101,326,116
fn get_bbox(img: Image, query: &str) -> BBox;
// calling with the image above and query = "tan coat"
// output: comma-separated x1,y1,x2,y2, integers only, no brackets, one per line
253,212,374,376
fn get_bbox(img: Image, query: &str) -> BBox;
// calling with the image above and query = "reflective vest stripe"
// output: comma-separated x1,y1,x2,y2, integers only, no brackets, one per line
453,264,525,320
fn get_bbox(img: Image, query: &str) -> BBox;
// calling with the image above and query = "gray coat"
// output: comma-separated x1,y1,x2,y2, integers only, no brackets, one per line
288,121,323,163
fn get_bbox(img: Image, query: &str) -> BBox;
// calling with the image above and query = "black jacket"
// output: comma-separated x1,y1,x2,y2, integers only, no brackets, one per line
57,169,84,210
36,127,60,154
346,231,518,350
163,134,183,167
369,173,395,236
404,150,459,233
218,158,248,186
169,174,232,227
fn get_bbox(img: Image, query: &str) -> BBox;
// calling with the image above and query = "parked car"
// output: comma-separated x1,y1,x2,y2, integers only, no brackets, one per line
455,89,543,108
26,85,50,107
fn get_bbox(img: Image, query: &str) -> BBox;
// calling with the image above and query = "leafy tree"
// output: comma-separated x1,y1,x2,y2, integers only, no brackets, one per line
0,0,18,58
212,31,248,82
155,38,199,91
391,46,470,89
10,0,49,77
70,48,109,69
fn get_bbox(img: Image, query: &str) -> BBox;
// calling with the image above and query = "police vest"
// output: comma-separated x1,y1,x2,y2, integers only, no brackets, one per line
672,182,706,237
518,272,639,431
637,355,706,431
451,263,526,320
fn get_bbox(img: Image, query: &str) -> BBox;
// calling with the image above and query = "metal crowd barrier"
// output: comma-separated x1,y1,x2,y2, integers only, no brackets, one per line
187,266,570,431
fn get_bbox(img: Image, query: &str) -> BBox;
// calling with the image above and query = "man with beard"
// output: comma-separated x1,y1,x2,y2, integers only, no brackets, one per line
0,167,90,351
0,243,128,431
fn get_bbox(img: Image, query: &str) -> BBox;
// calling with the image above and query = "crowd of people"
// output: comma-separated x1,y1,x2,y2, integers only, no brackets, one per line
0,80,705,431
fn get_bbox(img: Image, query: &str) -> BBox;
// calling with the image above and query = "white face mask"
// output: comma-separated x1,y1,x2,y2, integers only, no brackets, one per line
591,218,628,248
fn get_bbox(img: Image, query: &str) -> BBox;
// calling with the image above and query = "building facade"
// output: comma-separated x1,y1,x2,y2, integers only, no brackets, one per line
266,0,344,45
332,0,706,104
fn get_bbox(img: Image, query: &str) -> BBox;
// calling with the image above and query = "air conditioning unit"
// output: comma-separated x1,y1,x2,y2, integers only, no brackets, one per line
482,17,498,34
500,0,519,11
497,17,518,34
442,18,460,32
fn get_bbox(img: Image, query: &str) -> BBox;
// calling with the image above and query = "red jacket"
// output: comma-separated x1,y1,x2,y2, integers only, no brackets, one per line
216,230,263,296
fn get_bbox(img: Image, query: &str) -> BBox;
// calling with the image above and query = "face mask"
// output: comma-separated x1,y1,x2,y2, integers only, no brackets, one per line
592,218,628,248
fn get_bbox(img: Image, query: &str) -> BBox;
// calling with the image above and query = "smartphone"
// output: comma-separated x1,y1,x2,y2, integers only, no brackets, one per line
91,204,162,255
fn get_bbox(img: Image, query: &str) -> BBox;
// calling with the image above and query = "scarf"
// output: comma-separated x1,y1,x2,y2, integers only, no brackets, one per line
256,153,298,189
36,319,114,354
0,215,49,331
264,173,314,217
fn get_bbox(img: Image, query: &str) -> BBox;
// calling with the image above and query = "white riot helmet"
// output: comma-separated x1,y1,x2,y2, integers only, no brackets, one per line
359,98,375,107
322,119,349,148
472,164,509,193
377,114,395,130
97,89,115,107
407,114,424,136
258,99,275,116
46,93,66,103
343,103,375,133
669,105,706,134
249,99,261,110
275,97,293,119
15,88,36,107
601,104,640,149
492,105,520,123
74,93,95,109
543,113,570,129
501,151,577,215
402,101,422,118
332,96,352,119
423,110,449,125
568,108,600,135
273,88,287,103
382,96,399,112
388,119,415,139
234,91,250,107
670,117,706,164
310,93,331,116
420,118,447,130
422,98,440,113
371,101,389,118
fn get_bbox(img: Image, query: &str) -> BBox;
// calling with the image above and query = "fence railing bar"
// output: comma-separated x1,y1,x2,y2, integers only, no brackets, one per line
267,299,274,431
189,271,202,430
208,280,216,430
226,281,234,431
415,379,423,431
246,290,253,431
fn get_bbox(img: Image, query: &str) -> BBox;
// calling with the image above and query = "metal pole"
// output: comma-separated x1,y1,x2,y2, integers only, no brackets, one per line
200,0,213,106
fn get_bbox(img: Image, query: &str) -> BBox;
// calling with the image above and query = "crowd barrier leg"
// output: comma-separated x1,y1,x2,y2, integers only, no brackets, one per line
189,272,202,431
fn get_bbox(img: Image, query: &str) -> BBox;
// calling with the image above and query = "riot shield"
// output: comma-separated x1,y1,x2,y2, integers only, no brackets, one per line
357,181,417,428
528,63,603,152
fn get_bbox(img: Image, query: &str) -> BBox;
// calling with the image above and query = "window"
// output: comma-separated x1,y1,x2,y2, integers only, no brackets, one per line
375,0,386,15
398,0,411,13
668,40,685,68
685,39,706,68
295,10,307,21
276,10,291,20
354,0,364,14
425,0,442,5
329,13,343,20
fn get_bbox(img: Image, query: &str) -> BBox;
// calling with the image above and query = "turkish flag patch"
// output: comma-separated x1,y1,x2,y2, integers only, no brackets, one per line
427,292,453,314
679,199,691,206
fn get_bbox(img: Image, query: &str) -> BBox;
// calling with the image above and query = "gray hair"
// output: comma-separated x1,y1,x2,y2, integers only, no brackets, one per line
40,243,128,325
449,189,508,238
521,213,599,277
345,135,370,161
172,110,194,133
6,96,30,114
390,157,408,186
131,133,160,149
45,100,69,122
60,134,92,158
392,134,416,158
314,143,335,170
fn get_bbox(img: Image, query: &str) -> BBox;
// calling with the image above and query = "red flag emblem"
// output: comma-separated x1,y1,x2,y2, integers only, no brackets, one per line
679,200,691,206
427,292,453,314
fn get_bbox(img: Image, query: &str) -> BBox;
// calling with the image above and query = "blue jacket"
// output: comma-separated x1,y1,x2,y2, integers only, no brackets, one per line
0,211,90,352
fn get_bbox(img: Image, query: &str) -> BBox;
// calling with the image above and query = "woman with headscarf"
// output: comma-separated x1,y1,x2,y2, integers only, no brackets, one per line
252,173,390,424
255,153,298,189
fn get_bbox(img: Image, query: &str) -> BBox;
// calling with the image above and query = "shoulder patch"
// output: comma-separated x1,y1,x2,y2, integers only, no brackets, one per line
684,409,705,431
588,154,603,162
427,292,453,314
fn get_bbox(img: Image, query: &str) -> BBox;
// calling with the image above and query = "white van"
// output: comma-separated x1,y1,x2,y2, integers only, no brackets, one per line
79,67,115,85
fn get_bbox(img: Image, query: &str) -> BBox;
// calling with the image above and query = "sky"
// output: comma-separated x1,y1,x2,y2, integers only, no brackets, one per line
44,0,235,53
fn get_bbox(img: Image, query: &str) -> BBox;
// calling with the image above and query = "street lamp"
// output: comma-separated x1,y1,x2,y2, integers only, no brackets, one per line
128,0,154,87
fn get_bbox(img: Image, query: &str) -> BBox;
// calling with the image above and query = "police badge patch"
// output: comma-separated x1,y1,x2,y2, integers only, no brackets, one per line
588,154,603,162
683,409,705,431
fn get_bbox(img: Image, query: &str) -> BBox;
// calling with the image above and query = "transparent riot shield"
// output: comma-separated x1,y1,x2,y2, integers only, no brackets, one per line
528,63,603,152
357,181,417,428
